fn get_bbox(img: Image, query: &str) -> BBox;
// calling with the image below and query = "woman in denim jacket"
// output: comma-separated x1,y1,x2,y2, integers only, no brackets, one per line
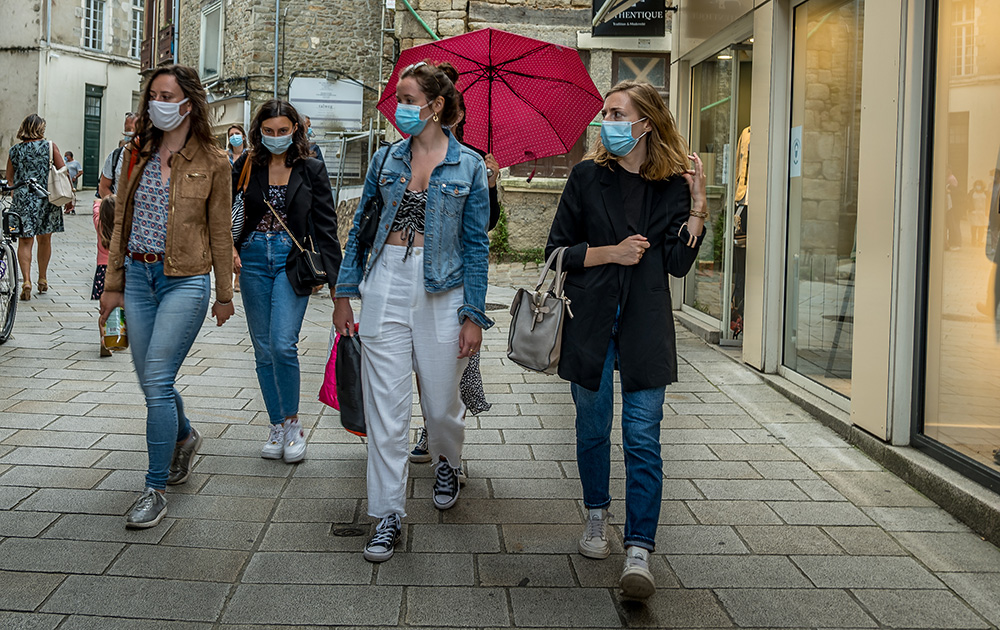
334,60,492,563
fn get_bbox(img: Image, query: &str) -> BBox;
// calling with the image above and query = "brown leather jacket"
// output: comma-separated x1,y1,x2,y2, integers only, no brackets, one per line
105,140,234,303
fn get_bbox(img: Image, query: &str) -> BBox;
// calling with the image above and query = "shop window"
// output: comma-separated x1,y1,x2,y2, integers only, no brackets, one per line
919,0,1000,480
83,0,105,51
782,0,865,398
953,0,976,76
131,1,144,59
200,2,223,79
613,52,670,103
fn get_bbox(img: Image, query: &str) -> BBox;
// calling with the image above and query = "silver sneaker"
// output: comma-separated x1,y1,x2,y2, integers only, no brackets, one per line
620,546,655,600
282,419,307,463
578,509,611,559
363,514,401,563
125,487,167,529
261,424,284,460
167,427,202,485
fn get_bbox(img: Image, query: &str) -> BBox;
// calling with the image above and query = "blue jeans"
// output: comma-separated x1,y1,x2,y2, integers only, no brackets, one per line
239,231,310,425
572,338,665,552
124,259,210,490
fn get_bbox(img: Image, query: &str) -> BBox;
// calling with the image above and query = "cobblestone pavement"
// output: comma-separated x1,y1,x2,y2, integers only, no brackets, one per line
1,216,1000,629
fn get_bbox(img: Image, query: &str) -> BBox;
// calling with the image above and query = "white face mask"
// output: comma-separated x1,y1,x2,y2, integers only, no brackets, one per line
148,98,190,132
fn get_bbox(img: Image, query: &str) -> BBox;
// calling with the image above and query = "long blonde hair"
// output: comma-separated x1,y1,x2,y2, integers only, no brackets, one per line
587,81,689,181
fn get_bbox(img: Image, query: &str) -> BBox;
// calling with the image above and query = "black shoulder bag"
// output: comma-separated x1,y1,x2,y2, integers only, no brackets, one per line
356,141,395,264
265,199,327,296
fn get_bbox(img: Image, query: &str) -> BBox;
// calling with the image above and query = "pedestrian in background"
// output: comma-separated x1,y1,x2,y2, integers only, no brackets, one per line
232,99,341,464
303,116,324,162
93,194,115,357
95,113,138,232
100,64,235,529
334,60,492,563
64,151,83,190
227,124,246,165
546,80,707,600
4,114,71,301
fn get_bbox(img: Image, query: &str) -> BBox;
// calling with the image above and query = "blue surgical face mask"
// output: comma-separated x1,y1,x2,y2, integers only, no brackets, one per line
261,132,293,154
600,117,648,157
229,134,243,147
307,127,315,138
395,102,430,137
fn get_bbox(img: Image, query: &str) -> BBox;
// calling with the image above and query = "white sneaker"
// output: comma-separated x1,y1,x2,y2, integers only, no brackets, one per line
620,546,655,600
261,424,284,459
578,509,611,559
282,419,307,463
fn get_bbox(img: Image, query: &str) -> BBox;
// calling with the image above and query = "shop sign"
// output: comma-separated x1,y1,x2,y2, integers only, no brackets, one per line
289,77,364,132
592,0,666,38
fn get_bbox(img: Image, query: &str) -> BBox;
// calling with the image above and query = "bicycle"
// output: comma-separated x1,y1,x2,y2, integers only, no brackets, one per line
0,177,49,343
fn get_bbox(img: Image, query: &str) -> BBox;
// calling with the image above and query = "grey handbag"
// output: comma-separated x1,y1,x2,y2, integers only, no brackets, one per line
507,247,574,374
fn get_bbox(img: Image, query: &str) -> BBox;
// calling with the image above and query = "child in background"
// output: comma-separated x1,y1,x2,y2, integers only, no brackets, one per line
93,194,115,357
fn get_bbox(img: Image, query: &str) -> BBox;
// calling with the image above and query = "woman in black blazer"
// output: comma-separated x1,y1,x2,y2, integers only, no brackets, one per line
545,81,707,600
232,99,341,465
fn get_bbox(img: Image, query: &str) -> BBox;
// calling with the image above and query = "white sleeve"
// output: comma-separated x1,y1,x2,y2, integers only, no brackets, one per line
101,152,115,179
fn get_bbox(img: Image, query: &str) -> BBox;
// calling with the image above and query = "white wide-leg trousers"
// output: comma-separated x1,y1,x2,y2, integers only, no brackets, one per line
359,245,468,518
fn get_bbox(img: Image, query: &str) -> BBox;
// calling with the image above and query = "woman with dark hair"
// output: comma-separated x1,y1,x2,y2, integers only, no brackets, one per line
232,99,341,464
334,60,492,563
4,114,72,301
227,124,246,165
100,64,235,529
546,80,707,599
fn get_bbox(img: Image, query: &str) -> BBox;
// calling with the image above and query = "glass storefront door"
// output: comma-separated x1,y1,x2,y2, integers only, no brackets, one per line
921,0,1000,478
685,44,752,342
783,0,864,398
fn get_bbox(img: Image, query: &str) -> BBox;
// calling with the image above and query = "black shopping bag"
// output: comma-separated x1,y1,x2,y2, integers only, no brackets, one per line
335,334,367,437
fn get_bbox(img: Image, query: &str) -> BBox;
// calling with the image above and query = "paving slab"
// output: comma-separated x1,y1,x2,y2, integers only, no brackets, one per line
891,531,1000,571
242,551,373,584
715,588,877,628
619,589,734,628
0,570,66,612
737,525,843,555
509,588,618,628
0,537,122,574
42,575,230,621
107,544,249,582
668,555,812,588
792,555,945,589
852,588,990,629
0,612,64,630
479,553,577,587
221,584,402,626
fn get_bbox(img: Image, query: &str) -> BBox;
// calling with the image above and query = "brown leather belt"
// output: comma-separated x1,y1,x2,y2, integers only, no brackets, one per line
128,252,165,263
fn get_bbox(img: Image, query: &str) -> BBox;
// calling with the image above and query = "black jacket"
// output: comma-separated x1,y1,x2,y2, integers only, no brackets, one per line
545,160,702,392
232,152,342,291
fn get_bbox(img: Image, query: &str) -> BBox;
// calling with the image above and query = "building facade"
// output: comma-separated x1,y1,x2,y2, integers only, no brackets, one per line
1,1,143,188
668,0,1000,498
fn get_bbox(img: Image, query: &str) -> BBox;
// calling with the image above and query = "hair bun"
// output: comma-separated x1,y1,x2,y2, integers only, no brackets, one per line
438,62,459,86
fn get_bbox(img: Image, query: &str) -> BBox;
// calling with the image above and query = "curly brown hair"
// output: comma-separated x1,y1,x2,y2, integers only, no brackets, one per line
400,60,462,127
248,99,313,168
133,65,219,159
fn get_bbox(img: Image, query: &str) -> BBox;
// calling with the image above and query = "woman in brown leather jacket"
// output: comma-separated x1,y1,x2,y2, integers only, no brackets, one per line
99,65,235,529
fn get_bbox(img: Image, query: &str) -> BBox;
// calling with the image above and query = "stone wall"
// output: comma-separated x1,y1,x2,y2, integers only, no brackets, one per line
179,0,386,120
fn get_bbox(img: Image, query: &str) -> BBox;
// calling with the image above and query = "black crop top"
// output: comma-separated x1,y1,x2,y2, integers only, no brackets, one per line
389,189,427,260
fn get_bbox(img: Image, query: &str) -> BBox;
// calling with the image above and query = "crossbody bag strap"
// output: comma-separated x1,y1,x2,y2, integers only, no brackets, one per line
237,155,252,192
48,140,54,167
264,199,309,254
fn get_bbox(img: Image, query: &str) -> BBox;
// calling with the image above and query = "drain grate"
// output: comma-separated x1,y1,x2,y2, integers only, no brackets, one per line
331,526,366,537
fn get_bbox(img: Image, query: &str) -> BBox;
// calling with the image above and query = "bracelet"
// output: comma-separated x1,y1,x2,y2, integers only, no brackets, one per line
689,208,709,219
217,300,232,306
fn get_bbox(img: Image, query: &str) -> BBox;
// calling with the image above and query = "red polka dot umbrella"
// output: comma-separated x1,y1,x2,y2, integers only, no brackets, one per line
377,28,603,170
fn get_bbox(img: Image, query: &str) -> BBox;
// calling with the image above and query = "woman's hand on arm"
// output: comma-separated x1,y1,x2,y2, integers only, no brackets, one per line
682,153,708,247
458,319,483,359
333,297,355,336
233,246,241,276
584,234,649,267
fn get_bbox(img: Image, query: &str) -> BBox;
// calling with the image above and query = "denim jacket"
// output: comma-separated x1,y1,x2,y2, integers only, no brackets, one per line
335,132,494,330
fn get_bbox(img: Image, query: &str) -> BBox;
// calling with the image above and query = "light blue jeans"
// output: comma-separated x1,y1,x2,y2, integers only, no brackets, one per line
571,338,665,552
239,231,310,425
124,259,210,490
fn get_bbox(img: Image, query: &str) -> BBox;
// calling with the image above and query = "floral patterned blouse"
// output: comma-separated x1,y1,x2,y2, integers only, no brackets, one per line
127,151,170,254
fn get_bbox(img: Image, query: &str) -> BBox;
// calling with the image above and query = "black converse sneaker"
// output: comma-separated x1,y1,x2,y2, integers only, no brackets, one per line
363,514,401,563
432,459,461,510
409,427,431,463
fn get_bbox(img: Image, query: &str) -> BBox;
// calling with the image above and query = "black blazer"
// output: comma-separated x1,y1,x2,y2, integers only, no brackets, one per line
545,160,702,392
232,152,342,290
